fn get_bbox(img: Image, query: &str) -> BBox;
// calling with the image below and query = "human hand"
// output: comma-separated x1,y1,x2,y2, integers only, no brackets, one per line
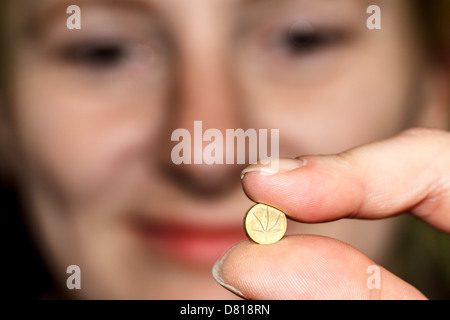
212,128,450,299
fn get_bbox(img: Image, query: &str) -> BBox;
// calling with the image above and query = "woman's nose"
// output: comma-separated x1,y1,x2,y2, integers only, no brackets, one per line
158,29,246,197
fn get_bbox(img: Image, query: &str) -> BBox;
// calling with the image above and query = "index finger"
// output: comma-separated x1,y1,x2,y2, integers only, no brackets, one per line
241,128,450,232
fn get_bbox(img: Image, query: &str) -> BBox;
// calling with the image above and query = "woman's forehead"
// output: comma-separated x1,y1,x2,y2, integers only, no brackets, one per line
10,0,406,35
16,0,383,15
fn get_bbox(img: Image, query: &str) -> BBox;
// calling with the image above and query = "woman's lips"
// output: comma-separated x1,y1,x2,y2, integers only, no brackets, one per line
131,218,247,266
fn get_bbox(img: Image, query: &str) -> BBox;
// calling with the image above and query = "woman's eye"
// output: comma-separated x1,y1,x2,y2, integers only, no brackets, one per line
275,29,341,56
61,42,130,68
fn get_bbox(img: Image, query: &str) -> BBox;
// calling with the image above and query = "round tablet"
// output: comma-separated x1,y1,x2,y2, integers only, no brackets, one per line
244,203,287,244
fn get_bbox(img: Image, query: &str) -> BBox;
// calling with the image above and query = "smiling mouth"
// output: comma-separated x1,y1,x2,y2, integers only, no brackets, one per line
129,215,247,267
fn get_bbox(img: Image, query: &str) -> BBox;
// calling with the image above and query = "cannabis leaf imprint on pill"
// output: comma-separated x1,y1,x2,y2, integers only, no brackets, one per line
251,206,283,243
244,203,287,244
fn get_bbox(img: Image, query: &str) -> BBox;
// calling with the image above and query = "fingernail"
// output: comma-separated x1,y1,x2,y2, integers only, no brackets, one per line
212,257,247,299
240,157,307,179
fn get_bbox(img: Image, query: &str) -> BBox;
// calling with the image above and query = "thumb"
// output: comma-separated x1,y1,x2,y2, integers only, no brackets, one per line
212,235,427,300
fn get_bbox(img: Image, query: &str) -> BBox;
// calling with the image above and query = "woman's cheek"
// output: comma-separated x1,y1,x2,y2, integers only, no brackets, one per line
14,96,149,207
237,50,418,156
11,54,168,205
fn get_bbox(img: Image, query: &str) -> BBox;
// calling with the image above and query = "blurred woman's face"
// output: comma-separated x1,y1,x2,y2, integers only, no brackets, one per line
6,0,436,298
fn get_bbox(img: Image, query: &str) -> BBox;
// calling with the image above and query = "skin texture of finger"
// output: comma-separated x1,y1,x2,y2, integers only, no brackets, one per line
213,235,427,300
241,128,450,232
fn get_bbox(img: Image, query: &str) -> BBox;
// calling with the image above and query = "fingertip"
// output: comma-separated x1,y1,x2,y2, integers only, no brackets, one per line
240,158,307,180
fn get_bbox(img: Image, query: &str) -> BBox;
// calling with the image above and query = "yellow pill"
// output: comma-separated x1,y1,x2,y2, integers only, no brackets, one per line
244,203,287,244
